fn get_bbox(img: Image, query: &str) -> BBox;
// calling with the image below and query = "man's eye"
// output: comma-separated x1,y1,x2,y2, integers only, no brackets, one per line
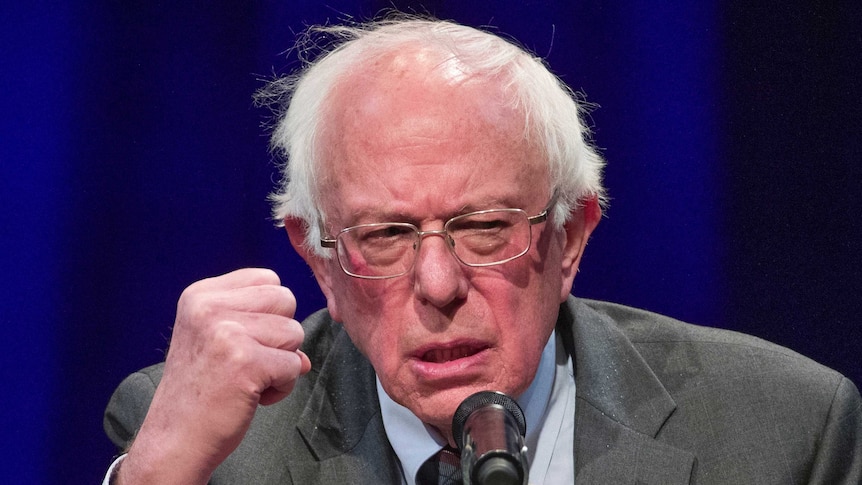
360,225,413,242
452,218,511,233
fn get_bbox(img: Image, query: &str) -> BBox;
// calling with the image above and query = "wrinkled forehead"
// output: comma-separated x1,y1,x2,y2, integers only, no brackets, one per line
314,44,541,182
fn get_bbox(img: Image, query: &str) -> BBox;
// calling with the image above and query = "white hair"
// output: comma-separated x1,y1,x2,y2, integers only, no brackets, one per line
257,16,607,258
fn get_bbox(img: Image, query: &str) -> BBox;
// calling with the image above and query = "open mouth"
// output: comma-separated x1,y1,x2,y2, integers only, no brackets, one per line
421,345,488,363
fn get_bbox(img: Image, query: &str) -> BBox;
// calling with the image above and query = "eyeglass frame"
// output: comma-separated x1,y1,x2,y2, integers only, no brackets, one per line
319,190,559,280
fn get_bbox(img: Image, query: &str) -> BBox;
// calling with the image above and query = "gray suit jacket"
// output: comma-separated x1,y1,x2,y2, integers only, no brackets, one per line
104,298,862,483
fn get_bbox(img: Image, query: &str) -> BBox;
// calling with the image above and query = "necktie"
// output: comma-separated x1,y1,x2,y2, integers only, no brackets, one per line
415,445,463,485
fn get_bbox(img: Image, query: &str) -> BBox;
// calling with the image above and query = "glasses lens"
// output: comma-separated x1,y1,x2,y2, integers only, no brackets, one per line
446,209,531,266
337,223,417,278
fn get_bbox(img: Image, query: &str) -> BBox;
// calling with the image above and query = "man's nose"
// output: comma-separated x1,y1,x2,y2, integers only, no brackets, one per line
412,232,469,307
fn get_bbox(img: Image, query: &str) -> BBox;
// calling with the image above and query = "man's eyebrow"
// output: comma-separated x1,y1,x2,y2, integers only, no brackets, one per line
458,198,514,212
340,208,415,226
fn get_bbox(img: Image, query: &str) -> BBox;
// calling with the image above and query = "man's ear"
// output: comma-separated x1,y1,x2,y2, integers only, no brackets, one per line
559,196,601,302
283,217,341,321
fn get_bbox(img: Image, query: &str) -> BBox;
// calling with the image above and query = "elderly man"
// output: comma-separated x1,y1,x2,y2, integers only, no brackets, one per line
104,18,861,484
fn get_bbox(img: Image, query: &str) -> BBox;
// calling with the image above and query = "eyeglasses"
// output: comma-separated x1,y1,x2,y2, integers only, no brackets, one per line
320,192,558,279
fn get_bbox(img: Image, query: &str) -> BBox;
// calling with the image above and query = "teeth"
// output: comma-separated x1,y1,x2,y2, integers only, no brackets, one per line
424,346,477,363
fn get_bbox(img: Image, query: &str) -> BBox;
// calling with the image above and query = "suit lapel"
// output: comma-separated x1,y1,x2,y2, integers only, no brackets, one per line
290,326,402,483
562,298,695,484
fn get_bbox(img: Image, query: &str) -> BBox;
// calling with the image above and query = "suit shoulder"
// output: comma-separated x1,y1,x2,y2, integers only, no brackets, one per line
575,299,862,481
578,299,848,395
582,299,828,364
103,363,165,449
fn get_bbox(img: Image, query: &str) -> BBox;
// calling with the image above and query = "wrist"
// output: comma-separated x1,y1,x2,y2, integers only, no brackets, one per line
119,429,213,485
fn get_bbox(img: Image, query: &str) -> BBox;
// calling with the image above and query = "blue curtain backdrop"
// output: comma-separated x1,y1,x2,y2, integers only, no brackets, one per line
2,1,859,482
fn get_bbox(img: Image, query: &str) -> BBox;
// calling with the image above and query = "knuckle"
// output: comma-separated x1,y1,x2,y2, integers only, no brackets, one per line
210,320,242,348
209,323,255,367
180,291,218,326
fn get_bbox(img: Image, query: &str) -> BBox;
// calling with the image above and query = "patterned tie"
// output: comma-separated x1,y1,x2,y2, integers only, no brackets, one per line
415,445,463,485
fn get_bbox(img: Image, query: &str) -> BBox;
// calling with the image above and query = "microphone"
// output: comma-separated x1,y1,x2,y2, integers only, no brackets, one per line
451,391,529,485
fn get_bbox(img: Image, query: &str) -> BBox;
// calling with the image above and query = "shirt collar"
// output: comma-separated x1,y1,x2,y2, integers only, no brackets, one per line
377,330,557,484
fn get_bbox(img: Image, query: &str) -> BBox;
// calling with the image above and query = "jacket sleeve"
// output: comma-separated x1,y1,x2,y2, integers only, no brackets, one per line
103,363,164,451
808,376,862,484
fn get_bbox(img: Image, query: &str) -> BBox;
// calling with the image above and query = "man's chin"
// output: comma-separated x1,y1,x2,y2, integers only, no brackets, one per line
403,385,496,439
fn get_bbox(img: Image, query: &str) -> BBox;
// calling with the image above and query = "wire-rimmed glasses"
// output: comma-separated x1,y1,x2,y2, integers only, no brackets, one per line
320,192,558,279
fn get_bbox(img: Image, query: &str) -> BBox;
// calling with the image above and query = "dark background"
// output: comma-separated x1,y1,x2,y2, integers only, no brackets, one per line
2,1,859,482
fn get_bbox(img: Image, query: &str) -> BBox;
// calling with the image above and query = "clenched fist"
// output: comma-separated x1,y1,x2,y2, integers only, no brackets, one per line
117,268,311,484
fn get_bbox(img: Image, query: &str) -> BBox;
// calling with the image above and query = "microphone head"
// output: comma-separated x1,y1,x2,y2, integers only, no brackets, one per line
452,391,526,450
